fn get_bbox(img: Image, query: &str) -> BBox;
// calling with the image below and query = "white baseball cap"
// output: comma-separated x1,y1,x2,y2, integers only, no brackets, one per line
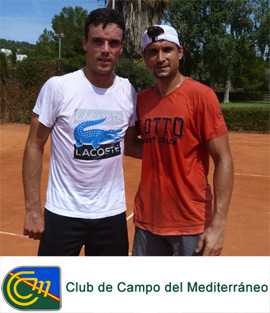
142,25,180,51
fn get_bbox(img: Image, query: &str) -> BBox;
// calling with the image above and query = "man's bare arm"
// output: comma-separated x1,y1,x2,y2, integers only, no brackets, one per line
124,126,142,159
196,133,234,256
22,114,51,240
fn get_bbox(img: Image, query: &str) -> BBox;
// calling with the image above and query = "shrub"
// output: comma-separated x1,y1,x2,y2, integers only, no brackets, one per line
216,91,264,102
17,59,63,88
115,58,155,92
0,52,8,84
1,59,63,124
222,108,270,133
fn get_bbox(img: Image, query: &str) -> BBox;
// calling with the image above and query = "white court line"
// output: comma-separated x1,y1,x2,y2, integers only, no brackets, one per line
0,214,135,239
230,141,269,145
209,171,270,178
0,231,25,238
234,172,270,178
126,213,134,221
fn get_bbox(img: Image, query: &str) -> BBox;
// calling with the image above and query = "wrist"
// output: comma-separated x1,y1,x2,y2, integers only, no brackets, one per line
211,214,227,230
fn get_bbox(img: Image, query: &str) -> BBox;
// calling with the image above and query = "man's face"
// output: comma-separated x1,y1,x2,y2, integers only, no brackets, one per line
143,41,183,79
83,23,124,78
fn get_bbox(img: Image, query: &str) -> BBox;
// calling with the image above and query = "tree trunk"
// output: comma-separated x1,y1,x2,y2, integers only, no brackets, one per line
105,0,171,56
223,76,231,103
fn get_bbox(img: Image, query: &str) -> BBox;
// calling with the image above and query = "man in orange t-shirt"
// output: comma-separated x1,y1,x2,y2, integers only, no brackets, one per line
130,25,234,256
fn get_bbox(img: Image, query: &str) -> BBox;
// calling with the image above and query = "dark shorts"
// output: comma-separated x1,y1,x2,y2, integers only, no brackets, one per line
38,209,128,256
132,226,203,256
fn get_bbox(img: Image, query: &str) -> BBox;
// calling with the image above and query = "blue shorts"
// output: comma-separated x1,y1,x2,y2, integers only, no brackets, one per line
132,226,203,256
38,209,128,256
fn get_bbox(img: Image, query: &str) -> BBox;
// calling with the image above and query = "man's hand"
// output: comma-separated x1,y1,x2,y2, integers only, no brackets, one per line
196,225,225,256
23,210,44,240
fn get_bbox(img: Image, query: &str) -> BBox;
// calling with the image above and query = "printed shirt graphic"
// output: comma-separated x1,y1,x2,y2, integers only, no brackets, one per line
134,78,228,236
74,117,122,160
2,267,60,311
33,69,137,219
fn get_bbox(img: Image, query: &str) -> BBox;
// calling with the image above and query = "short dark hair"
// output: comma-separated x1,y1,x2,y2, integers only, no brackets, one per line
84,8,125,41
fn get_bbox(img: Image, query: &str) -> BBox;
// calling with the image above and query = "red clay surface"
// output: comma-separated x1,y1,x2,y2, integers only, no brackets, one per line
0,124,269,256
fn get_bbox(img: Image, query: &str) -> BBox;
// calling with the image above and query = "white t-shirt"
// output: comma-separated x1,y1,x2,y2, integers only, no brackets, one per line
33,69,137,219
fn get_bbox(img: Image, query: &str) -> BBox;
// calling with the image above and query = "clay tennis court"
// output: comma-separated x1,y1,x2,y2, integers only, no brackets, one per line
0,124,269,256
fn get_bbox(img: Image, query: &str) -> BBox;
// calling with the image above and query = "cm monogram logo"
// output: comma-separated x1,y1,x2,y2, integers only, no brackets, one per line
2,266,61,310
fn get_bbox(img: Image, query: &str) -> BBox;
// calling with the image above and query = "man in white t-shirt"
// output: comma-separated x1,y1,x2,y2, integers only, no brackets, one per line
22,8,141,256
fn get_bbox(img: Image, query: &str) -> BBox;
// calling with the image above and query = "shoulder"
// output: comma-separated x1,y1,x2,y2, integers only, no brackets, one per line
116,76,136,97
44,70,83,99
186,77,212,92
39,72,80,102
184,77,215,97
138,86,156,100
56,69,81,85
116,76,137,105
43,70,79,89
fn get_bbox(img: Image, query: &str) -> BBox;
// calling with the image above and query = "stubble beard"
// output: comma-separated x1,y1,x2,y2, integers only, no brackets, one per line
153,70,172,80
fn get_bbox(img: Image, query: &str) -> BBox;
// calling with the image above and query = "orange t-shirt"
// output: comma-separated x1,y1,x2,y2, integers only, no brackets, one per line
134,77,228,235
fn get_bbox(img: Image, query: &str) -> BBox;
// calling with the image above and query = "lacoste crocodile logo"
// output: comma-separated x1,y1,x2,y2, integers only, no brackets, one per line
74,118,122,149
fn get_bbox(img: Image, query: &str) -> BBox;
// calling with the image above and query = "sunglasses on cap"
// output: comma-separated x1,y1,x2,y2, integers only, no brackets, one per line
147,26,164,42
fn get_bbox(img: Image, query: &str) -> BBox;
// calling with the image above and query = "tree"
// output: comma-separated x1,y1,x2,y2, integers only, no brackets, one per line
165,0,206,77
115,59,155,91
34,6,88,72
35,28,56,59
11,48,17,66
222,0,254,102
253,0,270,59
165,0,268,102
103,0,172,58
51,6,88,59
240,56,266,90
0,39,35,58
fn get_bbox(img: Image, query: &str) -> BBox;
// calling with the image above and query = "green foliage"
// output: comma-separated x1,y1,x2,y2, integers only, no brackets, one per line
0,39,36,57
52,6,88,58
164,0,204,77
165,0,269,93
35,29,56,58
0,52,8,84
222,108,270,132
62,54,86,73
253,0,270,58
11,49,17,65
216,91,264,102
34,6,88,71
115,58,155,92
239,56,267,91
220,102,269,109
1,59,63,124
16,60,38,88
17,59,63,88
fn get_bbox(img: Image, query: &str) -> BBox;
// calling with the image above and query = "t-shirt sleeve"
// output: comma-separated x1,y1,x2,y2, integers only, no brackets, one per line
33,76,62,128
196,88,228,141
